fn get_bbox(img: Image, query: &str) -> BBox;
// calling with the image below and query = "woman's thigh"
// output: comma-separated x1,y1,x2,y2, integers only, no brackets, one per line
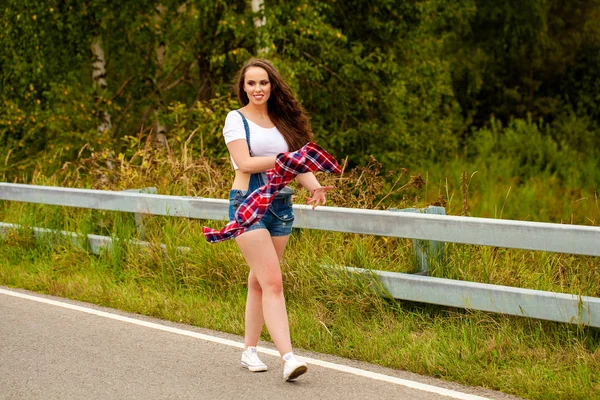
236,229,282,288
271,235,290,262
246,234,290,292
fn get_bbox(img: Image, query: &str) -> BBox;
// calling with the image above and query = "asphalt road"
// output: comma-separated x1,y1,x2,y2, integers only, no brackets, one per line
0,286,522,400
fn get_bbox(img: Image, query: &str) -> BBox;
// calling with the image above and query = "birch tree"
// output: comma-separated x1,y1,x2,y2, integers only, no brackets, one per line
152,3,168,148
91,36,112,135
251,0,269,54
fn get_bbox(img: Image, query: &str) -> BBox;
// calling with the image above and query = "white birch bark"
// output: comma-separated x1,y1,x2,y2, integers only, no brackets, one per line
251,0,269,55
156,41,166,70
153,109,167,148
152,4,167,148
251,0,266,28
90,36,112,135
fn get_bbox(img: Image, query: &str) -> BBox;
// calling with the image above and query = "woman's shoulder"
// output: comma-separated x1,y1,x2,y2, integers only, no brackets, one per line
223,110,246,141
225,109,242,118
224,109,242,123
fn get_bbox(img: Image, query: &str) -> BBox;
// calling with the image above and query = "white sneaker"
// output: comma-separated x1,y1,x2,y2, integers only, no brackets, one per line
282,354,308,381
241,347,268,372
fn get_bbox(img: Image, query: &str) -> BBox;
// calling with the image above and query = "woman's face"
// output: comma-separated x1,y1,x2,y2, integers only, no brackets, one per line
243,66,271,106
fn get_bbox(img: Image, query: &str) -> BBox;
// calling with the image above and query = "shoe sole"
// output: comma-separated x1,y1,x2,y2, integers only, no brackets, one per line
285,365,308,381
241,361,268,372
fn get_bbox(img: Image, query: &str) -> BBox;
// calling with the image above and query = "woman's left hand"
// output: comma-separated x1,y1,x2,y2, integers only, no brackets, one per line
306,186,334,210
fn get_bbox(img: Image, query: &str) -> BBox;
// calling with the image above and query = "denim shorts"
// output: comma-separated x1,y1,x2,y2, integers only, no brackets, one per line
228,190,295,237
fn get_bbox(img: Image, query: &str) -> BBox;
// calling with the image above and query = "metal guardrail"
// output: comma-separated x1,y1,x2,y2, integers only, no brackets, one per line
0,222,178,255
2,183,599,256
2,182,600,327
346,267,600,328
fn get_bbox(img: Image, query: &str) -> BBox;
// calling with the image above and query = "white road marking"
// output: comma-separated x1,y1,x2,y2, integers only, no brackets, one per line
0,287,491,400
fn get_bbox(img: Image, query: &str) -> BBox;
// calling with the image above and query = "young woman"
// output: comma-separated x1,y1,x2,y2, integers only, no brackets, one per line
223,59,333,381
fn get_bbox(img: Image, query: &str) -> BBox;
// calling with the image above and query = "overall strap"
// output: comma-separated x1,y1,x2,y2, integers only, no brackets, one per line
235,110,266,185
235,110,253,156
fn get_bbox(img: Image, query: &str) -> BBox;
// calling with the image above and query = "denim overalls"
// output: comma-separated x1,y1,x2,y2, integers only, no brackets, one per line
227,111,295,236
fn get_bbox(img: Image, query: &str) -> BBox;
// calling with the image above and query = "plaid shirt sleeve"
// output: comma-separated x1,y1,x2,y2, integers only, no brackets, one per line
202,142,341,243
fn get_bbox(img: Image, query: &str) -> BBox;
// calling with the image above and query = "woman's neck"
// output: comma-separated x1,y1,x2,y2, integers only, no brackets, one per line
243,103,269,119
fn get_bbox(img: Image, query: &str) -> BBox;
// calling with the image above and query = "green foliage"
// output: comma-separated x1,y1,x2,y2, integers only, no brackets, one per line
2,5,600,398
266,0,463,166
0,82,98,176
444,0,600,127
466,116,600,189
0,0,257,179
1,0,599,195
550,111,600,168
1,200,600,399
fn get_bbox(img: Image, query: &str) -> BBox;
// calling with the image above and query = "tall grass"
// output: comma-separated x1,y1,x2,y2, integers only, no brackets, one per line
1,128,599,400
1,216,599,400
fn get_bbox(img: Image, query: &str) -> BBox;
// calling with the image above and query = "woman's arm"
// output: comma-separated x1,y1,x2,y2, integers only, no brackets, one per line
227,140,276,173
296,172,334,209
295,172,322,193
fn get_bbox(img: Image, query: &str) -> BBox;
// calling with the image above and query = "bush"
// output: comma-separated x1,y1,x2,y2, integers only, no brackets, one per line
467,117,593,185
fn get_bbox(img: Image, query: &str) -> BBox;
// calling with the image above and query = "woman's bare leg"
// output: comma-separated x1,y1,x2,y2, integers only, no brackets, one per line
237,229,292,355
244,269,264,348
243,234,290,348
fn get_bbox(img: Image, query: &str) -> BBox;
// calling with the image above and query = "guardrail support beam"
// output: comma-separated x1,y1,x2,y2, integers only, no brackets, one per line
342,266,600,328
392,206,446,275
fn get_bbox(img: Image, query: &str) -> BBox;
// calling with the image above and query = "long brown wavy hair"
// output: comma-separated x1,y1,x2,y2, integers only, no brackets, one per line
234,59,313,151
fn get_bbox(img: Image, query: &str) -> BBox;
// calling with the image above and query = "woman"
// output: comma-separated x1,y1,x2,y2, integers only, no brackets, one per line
223,59,332,381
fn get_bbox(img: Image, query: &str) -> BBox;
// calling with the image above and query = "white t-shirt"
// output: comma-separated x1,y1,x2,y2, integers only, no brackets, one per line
223,110,289,170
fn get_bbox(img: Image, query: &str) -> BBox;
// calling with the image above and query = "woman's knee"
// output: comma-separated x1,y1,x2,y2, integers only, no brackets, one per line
262,275,283,295
248,263,283,294
248,269,282,294
248,272,262,293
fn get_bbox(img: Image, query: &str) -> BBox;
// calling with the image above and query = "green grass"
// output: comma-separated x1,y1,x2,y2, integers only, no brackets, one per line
416,157,600,226
1,202,599,400
1,140,599,399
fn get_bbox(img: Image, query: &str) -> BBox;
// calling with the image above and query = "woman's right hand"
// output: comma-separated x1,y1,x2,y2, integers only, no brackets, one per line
306,186,334,209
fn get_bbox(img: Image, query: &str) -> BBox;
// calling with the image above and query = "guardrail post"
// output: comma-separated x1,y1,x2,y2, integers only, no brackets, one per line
391,206,446,275
122,187,157,239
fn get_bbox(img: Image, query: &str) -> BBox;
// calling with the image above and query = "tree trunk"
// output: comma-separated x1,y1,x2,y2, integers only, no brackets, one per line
152,5,168,148
90,36,112,135
91,36,114,175
251,0,265,28
251,0,269,55
153,108,167,148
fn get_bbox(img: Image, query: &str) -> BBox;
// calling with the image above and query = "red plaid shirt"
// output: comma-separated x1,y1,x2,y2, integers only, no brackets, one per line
203,142,341,243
